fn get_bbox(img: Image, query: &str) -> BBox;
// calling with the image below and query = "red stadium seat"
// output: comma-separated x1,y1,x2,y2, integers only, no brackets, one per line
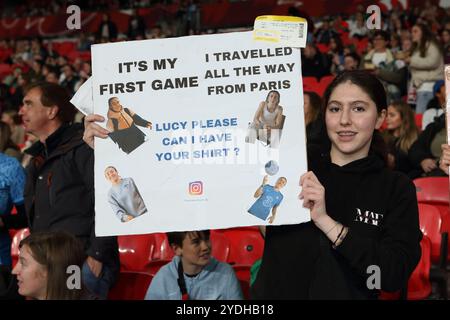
407,235,432,300
238,279,250,300
415,113,423,131
222,228,264,266
233,264,251,282
151,233,174,261
378,290,401,300
10,228,30,268
355,37,369,55
210,230,231,262
418,203,447,265
379,119,388,131
117,234,156,271
302,76,318,93
0,63,12,80
232,264,251,299
302,76,335,97
108,271,153,300
414,177,450,261
54,41,76,57
414,177,449,206
118,233,175,272
317,75,335,96
316,43,329,53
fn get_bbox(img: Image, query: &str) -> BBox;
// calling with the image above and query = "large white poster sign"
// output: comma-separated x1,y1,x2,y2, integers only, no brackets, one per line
92,31,309,236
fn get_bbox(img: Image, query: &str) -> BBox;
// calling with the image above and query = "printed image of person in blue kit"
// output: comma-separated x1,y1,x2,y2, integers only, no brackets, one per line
248,175,287,224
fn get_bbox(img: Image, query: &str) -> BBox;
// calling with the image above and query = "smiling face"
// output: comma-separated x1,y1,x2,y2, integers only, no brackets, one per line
12,245,48,300
325,81,385,165
174,232,211,275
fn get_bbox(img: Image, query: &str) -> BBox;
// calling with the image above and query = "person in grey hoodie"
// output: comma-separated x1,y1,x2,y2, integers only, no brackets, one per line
105,166,147,222
145,230,243,300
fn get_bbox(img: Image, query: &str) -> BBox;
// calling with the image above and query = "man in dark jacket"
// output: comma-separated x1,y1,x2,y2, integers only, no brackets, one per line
302,43,331,80
5,82,119,299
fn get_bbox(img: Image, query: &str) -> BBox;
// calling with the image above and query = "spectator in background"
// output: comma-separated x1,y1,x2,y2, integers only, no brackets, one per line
390,33,402,54
348,12,368,39
27,60,44,84
342,52,360,72
439,28,450,63
408,23,444,114
422,79,445,129
9,82,120,299
45,71,59,84
60,65,80,96
30,38,47,62
145,230,242,300
0,121,22,162
302,43,330,80
408,112,446,177
314,19,338,45
331,15,350,35
362,30,405,104
148,24,165,39
383,100,419,176
1,110,25,146
12,231,89,300
127,9,146,40
327,36,345,75
0,152,25,268
77,33,92,52
304,91,326,146
97,13,118,42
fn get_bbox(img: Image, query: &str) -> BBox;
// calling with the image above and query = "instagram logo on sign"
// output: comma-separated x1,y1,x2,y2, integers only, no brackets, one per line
189,181,203,195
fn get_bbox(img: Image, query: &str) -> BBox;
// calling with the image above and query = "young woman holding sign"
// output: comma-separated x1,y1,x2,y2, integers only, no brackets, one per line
251,70,422,299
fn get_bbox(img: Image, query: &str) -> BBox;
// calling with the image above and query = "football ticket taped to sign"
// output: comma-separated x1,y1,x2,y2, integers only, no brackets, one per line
91,31,309,235
253,15,308,48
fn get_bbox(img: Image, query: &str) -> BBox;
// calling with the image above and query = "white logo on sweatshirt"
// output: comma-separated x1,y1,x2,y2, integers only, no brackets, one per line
354,208,384,227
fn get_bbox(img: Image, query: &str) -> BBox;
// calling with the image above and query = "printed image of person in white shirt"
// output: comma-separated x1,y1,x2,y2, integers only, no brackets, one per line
104,166,148,222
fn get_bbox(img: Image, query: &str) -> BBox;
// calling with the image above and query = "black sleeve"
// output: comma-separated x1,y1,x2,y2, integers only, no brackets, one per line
377,66,406,87
1,203,28,230
408,124,435,169
126,108,151,127
73,143,119,266
335,174,422,292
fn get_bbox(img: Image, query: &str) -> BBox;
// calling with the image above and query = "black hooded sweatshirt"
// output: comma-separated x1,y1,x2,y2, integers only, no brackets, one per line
251,146,422,299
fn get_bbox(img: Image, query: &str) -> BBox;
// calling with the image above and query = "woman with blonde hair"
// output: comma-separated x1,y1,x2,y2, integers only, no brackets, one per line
383,100,419,175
